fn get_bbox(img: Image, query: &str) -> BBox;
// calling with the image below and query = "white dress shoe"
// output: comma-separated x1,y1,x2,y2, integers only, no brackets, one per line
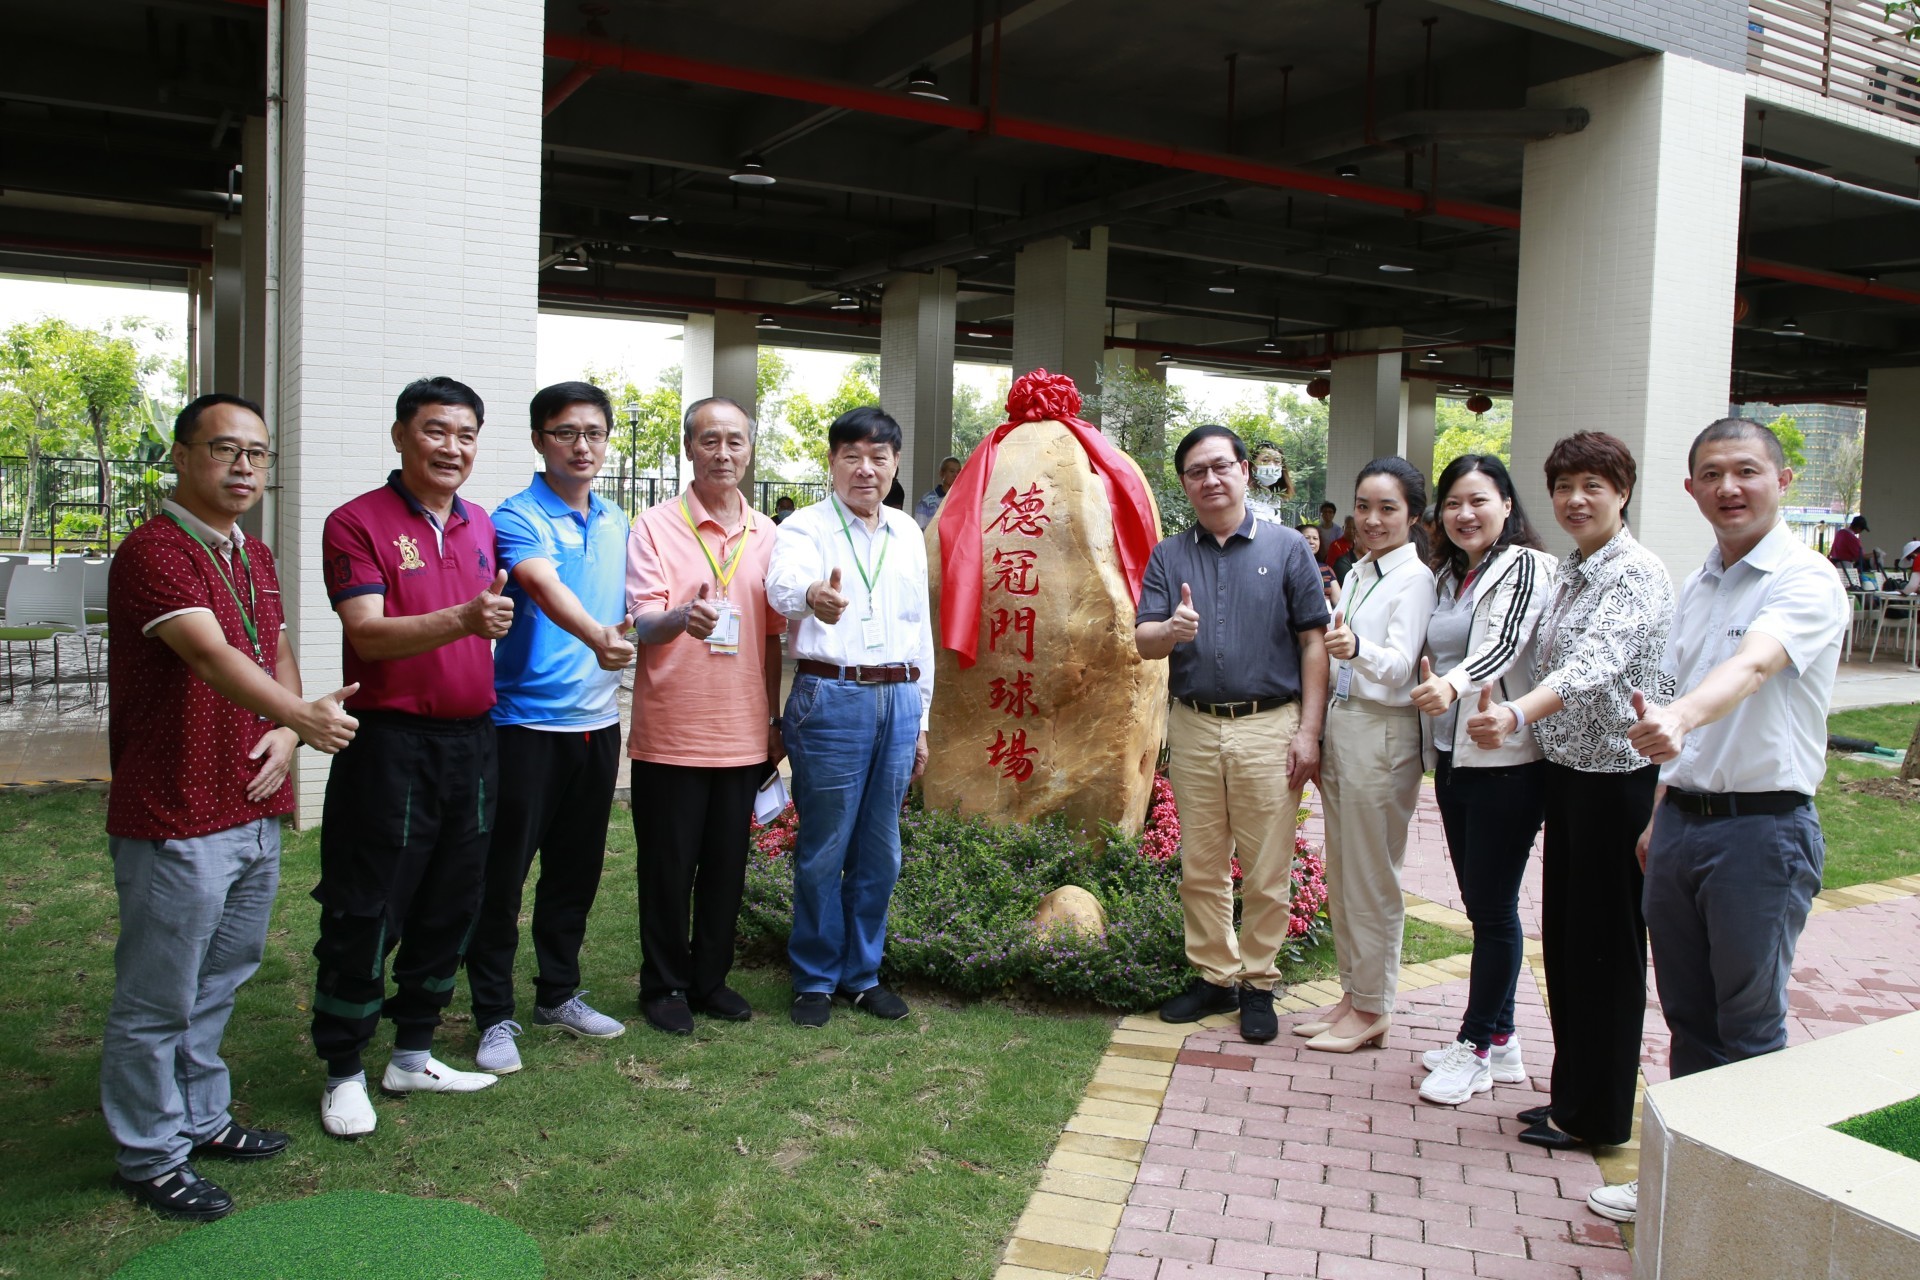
321,1080,377,1138
379,1056,497,1095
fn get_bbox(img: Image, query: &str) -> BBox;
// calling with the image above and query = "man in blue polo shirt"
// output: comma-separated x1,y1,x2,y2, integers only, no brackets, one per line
467,382,636,1075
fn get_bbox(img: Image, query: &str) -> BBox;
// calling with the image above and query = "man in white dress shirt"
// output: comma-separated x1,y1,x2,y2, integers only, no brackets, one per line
765,406,934,1028
1607,418,1847,1225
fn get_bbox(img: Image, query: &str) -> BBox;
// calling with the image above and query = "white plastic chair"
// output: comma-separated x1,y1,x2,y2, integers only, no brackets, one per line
1869,591,1916,666
1,559,95,700
83,555,110,625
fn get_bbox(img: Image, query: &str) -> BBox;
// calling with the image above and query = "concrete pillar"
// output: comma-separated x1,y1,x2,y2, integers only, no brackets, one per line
1510,54,1745,576
682,309,761,495
1326,326,1404,514
279,0,543,823
1012,228,1108,409
1862,369,1920,561
1405,379,1437,487
211,220,245,395
879,269,956,505
240,115,270,409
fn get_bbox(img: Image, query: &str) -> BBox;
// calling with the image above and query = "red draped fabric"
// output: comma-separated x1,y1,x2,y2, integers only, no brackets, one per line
936,369,1159,668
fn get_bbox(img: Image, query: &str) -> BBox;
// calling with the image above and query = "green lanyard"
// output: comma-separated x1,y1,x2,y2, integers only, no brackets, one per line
830,497,890,615
680,498,751,595
1344,558,1398,627
163,510,261,659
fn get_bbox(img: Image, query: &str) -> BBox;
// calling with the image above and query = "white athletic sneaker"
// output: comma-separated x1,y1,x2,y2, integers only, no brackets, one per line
1588,1180,1637,1222
1424,1033,1526,1083
474,1021,524,1074
379,1056,497,1096
320,1080,377,1138
533,992,626,1039
1419,1039,1494,1106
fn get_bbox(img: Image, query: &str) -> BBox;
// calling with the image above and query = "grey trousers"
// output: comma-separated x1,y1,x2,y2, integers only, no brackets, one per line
1643,802,1822,1080
100,819,280,1180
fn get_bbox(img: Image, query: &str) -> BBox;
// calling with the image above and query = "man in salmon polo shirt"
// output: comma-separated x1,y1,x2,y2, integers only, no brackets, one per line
626,396,786,1034
312,377,516,1138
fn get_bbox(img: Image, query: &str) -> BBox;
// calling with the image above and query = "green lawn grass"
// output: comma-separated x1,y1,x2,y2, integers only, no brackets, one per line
1834,1094,1920,1164
0,790,1470,1279
1821,705,1920,890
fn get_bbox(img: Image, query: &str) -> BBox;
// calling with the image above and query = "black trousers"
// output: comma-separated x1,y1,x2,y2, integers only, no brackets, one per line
1539,760,1658,1146
311,711,497,1076
1433,755,1546,1048
465,723,622,1030
629,759,763,1003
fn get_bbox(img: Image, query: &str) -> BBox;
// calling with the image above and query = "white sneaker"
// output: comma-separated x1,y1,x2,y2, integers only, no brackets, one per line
533,992,626,1039
1424,1033,1526,1083
474,1021,524,1074
379,1056,497,1096
1588,1180,1637,1222
320,1080,377,1138
1419,1039,1493,1106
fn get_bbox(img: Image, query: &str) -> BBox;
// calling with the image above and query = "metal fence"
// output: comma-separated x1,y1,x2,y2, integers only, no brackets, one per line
0,455,168,554
589,474,831,522
1748,1,1920,124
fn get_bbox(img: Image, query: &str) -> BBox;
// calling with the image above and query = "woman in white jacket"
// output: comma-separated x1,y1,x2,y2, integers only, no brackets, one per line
1407,455,1556,1105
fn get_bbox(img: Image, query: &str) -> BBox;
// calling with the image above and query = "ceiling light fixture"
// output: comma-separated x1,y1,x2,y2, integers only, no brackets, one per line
1260,338,1280,352
905,67,948,101
627,211,672,223
1335,165,1360,180
830,292,861,311
1776,317,1802,335
729,156,776,186
1378,263,1414,273
1157,352,1177,365
755,313,781,330
967,330,996,339
554,249,589,272
1420,349,1443,364
1208,284,1237,294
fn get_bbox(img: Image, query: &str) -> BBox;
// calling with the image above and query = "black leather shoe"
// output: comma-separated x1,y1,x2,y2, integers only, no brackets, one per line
114,1163,234,1221
838,984,910,1020
1517,1119,1587,1150
790,992,832,1028
642,992,694,1036
693,986,752,1021
1159,978,1240,1023
1517,1104,1553,1126
1237,987,1278,1043
191,1122,289,1162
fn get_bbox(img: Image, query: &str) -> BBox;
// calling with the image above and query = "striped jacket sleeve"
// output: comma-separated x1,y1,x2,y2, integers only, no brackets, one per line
1443,547,1549,696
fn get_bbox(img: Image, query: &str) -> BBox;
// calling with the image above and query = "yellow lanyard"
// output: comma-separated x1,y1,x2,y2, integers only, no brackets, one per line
680,498,751,593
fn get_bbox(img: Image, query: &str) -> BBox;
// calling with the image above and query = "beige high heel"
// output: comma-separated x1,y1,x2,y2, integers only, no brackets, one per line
1304,1013,1392,1053
1292,995,1352,1038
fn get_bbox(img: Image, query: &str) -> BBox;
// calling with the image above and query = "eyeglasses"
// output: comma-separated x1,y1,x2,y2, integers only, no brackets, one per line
192,441,276,469
539,427,611,444
1181,460,1243,482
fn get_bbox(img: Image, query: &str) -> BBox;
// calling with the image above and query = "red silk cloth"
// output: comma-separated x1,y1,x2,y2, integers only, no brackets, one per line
936,369,1159,668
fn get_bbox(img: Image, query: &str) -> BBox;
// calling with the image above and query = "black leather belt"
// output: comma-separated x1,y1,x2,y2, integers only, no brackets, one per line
795,659,921,684
1179,696,1295,719
1665,788,1810,818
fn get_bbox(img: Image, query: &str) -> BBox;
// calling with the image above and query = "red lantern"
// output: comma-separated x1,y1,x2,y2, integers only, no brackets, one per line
1306,377,1331,400
1465,393,1493,415
1733,291,1751,324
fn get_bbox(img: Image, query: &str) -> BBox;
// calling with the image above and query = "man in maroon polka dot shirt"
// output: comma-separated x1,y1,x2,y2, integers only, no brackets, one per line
103,394,359,1221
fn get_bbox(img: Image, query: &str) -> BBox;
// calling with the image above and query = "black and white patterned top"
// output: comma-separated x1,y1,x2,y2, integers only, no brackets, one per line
1531,527,1676,774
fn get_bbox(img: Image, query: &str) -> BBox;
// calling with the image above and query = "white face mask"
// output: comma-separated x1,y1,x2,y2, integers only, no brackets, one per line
1253,464,1284,487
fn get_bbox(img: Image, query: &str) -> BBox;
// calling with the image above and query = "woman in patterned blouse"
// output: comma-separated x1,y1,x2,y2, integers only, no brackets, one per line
1466,431,1675,1151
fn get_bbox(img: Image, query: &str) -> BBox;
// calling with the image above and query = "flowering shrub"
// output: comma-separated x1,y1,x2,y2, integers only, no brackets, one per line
739,775,1331,1010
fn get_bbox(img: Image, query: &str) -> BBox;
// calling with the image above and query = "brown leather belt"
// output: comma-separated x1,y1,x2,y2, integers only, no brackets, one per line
795,659,921,684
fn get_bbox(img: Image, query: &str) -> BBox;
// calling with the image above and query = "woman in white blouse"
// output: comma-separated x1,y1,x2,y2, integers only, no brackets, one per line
1299,457,1438,1053
1467,431,1674,1151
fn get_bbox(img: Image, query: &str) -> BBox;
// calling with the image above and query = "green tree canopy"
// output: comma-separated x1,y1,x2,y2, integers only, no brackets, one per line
1431,398,1513,484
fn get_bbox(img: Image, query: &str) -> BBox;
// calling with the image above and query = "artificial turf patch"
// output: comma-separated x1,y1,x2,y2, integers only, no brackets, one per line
111,1190,542,1279
1834,1093,1920,1164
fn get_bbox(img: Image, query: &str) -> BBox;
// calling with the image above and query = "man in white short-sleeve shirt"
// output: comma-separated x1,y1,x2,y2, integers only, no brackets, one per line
1605,419,1847,1225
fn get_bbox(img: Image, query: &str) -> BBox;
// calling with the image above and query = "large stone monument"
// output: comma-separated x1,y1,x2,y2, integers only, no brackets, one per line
925,370,1167,836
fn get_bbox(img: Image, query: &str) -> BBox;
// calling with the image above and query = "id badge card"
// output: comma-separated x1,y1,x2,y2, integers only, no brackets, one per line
708,602,741,654
1333,662,1353,702
861,614,885,651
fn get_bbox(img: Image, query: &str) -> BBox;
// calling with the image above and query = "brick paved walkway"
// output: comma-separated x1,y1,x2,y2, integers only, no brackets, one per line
1092,783,1920,1280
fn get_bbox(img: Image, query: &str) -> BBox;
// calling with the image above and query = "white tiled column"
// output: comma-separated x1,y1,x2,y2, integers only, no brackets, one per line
879,269,957,502
683,309,762,497
1012,229,1108,412
1510,54,1745,577
1326,327,1404,514
1863,369,1920,560
279,0,543,823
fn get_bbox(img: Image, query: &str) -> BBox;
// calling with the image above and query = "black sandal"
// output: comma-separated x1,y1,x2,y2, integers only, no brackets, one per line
192,1122,290,1162
114,1163,235,1221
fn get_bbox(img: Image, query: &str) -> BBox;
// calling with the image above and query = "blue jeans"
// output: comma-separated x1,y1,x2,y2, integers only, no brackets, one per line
100,819,280,1180
1643,801,1823,1079
782,674,919,995
1433,755,1545,1047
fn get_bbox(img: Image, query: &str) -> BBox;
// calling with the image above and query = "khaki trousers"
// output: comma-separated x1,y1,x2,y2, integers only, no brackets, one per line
1320,697,1423,1015
1166,700,1304,990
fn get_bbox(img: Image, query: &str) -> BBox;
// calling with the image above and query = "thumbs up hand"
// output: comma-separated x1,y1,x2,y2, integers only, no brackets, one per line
1626,687,1687,762
681,582,722,641
463,567,515,639
1167,582,1200,644
809,566,850,624
1410,655,1458,716
1466,683,1518,750
1324,609,1356,661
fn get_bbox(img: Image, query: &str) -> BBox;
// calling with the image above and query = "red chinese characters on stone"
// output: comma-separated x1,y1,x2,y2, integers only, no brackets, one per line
989,670,1037,719
988,548,1040,597
987,728,1038,781
988,606,1036,663
986,483,1051,538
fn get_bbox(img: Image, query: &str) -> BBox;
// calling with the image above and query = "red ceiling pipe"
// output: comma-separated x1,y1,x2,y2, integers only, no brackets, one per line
0,235,211,266
543,64,598,116
1743,257,1920,307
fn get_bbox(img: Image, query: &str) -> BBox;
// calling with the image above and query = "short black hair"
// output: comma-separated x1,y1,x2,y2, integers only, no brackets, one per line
1354,455,1428,515
683,395,757,445
174,393,263,444
1173,424,1247,476
774,495,795,509
530,381,612,435
396,376,484,427
1319,501,1337,515
1687,417,1785,473
940,454,962,470
827,405,903,454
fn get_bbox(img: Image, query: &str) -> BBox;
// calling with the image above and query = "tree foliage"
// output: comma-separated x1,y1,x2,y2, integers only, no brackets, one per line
778,355,879,480
583,362,682,475
1431,399,1513,483
951,371,1010,458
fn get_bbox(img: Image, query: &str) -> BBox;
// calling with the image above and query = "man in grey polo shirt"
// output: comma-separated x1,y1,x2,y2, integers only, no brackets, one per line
1607,418,1847,1226
1136,424,1330,1043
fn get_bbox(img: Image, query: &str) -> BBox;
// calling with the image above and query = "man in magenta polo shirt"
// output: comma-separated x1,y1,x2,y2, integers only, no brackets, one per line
311,376,516,1139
